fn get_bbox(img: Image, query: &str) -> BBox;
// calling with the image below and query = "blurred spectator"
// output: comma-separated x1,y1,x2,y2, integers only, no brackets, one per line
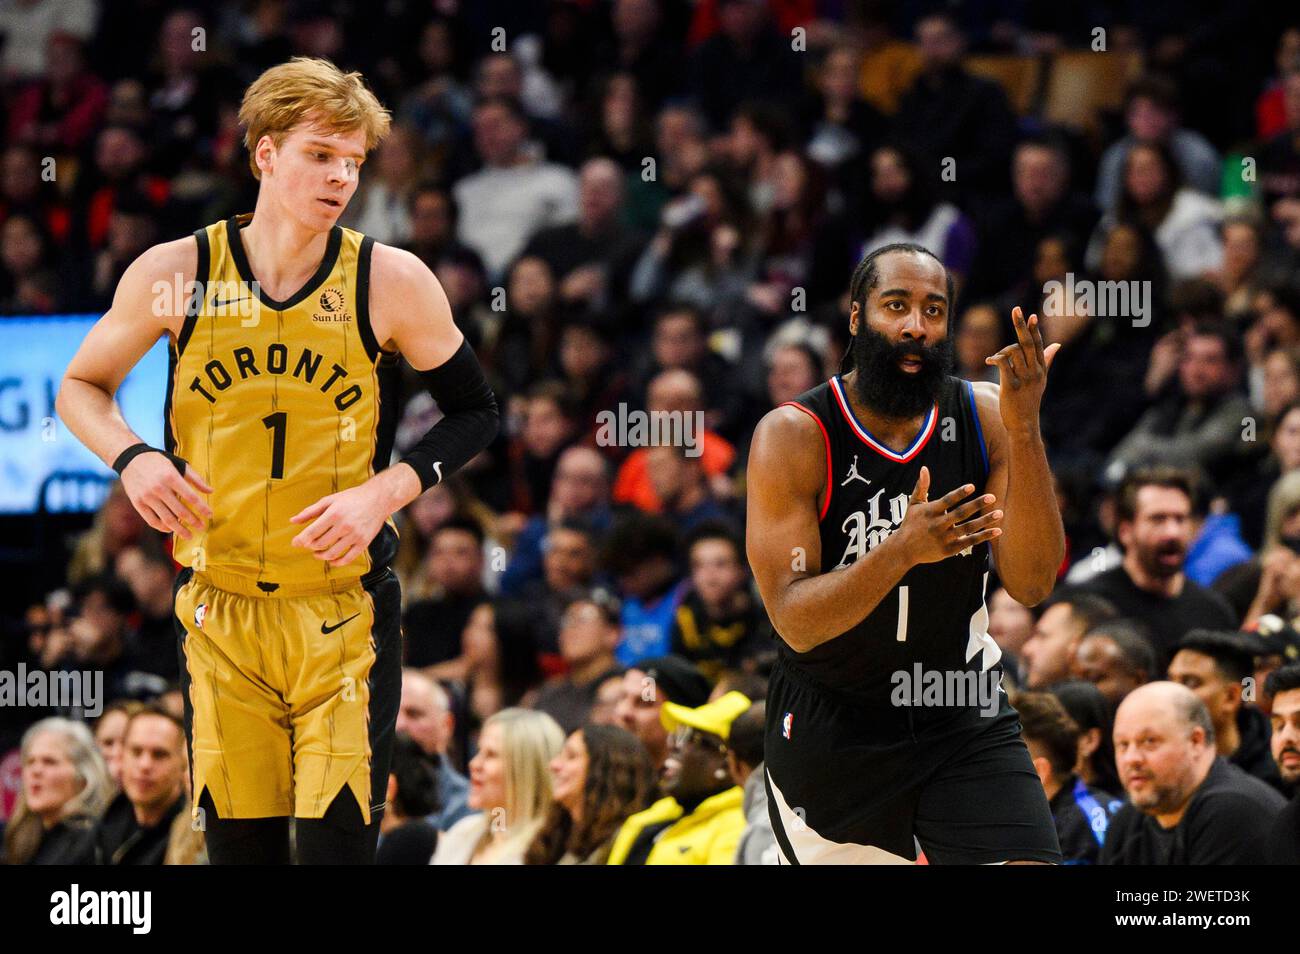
0,211,61,314
92,699,140,788
400,181,482,276
431,708,563,865
606,690,749,864
376,734,441,865
524,723,655,864
528,589,625,734
891,12,1016,202
686,0,800,132
395,669,472,831
1,718,108,864
343,124,424,245
1020,591,1119,689
726,700,775,864
1016,690,1123,864
1258,663,1300,862
89,704,185,864
145,8,228,177
513,519,603,665
6,32,107,154
669,521,769,681
1080,467,1237,663
802,44,885,183
66,481,154,585
1094,74,1222,212
987,586,1034,683
503,379,579,515
613,654,711,771
602,513,687,665
1167,629,1285,790
0,0,98,83
953,303,1002,385
453,96,578,281
402,517,488,674
1069,621,1157,709
395,17,473,153
113,544,180,681
58,574,165,704
1051,680,1123,797
1101,682,1284,864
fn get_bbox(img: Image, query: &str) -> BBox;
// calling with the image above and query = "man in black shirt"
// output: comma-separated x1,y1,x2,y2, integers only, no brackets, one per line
1080,467,1236,665
1016,690,1123,864
401,518,488,671
1259,664,1300,863
91,705,186,865
1101,682,1285,864
1167,630,1285,792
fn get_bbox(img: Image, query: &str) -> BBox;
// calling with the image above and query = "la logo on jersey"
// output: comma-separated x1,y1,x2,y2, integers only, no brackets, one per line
834,487,910,568
782,711,793,739
194,603,207,630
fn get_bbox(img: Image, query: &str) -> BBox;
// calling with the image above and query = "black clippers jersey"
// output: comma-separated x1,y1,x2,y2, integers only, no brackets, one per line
777,373,1001,707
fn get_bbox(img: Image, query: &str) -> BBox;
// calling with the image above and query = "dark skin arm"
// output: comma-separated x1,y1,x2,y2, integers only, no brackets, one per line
746,406,1004,652
977,306,1066,606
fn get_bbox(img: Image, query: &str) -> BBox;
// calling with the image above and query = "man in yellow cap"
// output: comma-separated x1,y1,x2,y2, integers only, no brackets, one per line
606,690,750,865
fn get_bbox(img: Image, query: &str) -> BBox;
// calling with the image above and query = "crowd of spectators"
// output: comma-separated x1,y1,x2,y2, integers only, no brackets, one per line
3,0,1300,864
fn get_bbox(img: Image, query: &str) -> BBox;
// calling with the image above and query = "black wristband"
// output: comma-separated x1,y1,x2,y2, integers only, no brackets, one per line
112,443,187,477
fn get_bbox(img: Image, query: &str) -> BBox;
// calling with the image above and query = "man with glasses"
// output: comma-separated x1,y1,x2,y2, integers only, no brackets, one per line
606,690,750,865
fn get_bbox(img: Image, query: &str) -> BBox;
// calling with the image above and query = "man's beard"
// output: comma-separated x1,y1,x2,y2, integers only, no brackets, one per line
1135,540,1186,580
850,324,954,419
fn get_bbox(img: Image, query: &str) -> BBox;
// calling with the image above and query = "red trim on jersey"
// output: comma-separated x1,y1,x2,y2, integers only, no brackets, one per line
829,375,937,463
778,401,832,522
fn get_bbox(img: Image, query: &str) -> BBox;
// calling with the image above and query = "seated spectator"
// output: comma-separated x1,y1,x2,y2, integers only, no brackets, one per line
502,379,580,516
57,574,166,706
670,521,770,681
92,700,140,788
588,671,626,726
1167,630,1285,791
0,211,62,314
607,691,749,865
1020,591,1119,689
1094,74,1222,212
613,654,712,773
431,709,564,865
726,700,776,865
1101,682,1285,864
1069,621,1157,709
1016,690,1123,864
7,32,108,155
113,544,181,681
90,704,186,865
395,669,472,831
644,444,734,535
528,589,625,734
524,724,656,864
1259,664,1300,862
1,719,110,865
1051,680,1122,796
953,303,1001,385
376,734,441,865
987,587,1035,685
1079,466,1237,664
602,513,687,665
343,124,423,245
402,517,489,675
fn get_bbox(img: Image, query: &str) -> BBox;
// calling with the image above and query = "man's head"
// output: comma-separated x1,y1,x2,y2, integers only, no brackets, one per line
1015,690,1082,793
846,243,956,419
1124,74,1180,143
1115,466,1199,581
602,512,680,600
914,12,965,73
70,575,136,664
114,545,175,618
472,95,528,168
548,446,610,517
1178,323,1241,401
660,691,750,803
578,157,624,233
558,589,621,669
408,182,456,247
542,520,599,592
1113,682,1216,819
120,705,186,818
652,306,708,372
725,700,765,786
646,367,706,416
239,57,391,226
522,381,577,458
1021,592,1119,689
396,669,454,757
1265,664,1300,785
1013,137,1070,218
988,586,1035,655
613,655,710,769
1167,630,1257,738
686,522,747,610
427,517,485,595
1070,621,1156,708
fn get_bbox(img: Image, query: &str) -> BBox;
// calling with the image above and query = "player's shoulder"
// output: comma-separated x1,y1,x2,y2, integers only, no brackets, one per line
752,396,829,460
111,236,201,313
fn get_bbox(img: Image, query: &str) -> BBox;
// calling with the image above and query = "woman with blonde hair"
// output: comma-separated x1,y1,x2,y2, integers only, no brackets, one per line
431,708,563,864
2,718,112,864
1244,470,1300,628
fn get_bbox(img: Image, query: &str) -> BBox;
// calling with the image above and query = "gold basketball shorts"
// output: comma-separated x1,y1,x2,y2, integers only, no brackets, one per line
171,565,403,824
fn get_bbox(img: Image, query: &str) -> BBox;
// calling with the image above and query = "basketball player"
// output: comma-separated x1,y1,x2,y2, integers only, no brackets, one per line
746,242,1065,864
56,59,499,863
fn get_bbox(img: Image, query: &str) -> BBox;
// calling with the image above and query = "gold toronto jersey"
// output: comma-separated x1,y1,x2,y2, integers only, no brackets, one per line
166,214,399,595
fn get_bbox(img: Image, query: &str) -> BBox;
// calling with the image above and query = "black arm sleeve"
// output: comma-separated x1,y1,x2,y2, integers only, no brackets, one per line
399,338,500,492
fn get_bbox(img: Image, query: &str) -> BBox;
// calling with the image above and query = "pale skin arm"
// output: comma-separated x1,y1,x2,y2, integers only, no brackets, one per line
56,238,215,539
976,306,1066,606
746,406,1004,652
290,243,466,567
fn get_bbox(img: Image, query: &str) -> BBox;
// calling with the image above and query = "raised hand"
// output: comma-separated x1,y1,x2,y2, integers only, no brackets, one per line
891,466,1003,566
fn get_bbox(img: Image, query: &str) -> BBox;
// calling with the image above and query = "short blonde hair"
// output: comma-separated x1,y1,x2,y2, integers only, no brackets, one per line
239,57,392,180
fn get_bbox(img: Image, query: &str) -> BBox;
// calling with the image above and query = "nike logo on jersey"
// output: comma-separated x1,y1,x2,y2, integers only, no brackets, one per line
321,613,360,634
211,295,251,310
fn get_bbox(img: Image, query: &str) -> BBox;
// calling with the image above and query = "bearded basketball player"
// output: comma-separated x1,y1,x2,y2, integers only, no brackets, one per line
747,242,1065,864
56,58,499,863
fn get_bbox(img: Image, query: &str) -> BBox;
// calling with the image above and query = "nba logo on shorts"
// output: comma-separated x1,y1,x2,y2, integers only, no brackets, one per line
782,711,793,739
194,603,207,629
